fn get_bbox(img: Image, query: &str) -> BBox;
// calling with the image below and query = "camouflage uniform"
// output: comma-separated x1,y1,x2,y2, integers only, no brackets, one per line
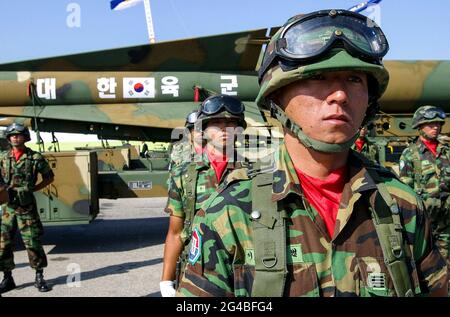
351,137,379,163
178,144,448,296
169,139,195,167
0,147,54,272
165,151,243,240
165,149,244,285
399,138,450,271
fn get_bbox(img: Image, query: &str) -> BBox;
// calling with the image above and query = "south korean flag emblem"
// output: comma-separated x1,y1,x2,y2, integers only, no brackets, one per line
188,228,202,265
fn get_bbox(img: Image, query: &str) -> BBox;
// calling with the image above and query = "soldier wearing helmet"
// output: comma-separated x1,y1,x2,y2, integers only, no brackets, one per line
160,94,247,297
351,125,380,163
399,105,450,290
168,111,203,168
178,10,447,297
0,123,54,294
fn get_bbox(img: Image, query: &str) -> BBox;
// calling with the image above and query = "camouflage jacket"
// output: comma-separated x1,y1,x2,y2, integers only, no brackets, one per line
399,138,450,226
169,139,194,168
178,144,447,297
0,147,53,191
165,151,243,220
351,137,379,163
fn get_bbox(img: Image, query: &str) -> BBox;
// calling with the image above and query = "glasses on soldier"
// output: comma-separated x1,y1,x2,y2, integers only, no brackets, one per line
200,95,245,116
423,109,446,120
258,9,389,81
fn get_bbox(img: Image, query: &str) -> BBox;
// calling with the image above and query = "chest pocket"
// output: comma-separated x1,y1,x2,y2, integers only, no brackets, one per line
420,160,436,184
357,257,396,296
233,251,321,297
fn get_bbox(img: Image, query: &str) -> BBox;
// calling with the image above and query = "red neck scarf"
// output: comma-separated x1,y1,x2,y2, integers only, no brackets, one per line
295,166,348,238
421,138,438,157
12,148,25,161
354,138,366,152
206,148,229,182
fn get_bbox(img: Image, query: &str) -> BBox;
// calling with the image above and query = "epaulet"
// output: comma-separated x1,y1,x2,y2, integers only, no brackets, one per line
352,150,398,180
366,163,398,181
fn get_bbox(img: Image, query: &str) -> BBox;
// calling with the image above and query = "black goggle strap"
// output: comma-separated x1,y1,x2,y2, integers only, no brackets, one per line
258,38,288,83
270,101,358,153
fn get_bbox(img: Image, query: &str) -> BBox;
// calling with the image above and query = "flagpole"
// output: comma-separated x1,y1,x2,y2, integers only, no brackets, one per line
143,0,156,43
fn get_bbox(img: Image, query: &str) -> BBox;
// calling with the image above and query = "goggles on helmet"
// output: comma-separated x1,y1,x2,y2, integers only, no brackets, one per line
423,108,446,120
200,95,245,116
186,111,199,125
6,123,27,134
258,9,389,82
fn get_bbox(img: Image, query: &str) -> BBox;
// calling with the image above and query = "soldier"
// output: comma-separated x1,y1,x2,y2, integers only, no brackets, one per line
178,9,448,297
168,111,203,168
0,123,54,293
399,105,450,285
352,125,379,162
160,94,247,297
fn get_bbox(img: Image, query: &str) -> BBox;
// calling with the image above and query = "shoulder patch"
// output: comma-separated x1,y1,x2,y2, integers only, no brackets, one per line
188,228,202,265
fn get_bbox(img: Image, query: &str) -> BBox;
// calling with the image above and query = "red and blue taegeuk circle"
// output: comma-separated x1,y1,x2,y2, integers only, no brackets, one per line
133,83,144,93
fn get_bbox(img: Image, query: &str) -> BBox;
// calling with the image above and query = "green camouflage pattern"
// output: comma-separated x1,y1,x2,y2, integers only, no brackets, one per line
399,138,450,227
0,147,53,192
0,146,53,271
412,105,446,129
177,143,447,297
0,28,449,225
351,137,380,163
165,151,243,221
0,203,47,271
255,21,389,108
169,139,194,167
399,138,450,272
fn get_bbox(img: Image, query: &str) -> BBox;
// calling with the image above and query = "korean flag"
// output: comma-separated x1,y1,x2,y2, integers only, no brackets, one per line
123,77,155,98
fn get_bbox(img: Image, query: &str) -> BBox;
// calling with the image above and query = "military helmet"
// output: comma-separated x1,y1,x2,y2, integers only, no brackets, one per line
5,123,31,142
197,94,247,129
255,9,390,153
412,105,446,129
256,9,390,119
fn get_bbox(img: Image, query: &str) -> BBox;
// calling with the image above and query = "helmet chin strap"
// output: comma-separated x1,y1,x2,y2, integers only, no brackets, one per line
418,129,438,141
270,101,359,153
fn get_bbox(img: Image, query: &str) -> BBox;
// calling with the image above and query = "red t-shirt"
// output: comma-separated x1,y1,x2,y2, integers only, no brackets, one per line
421,138,438,157
295,166,348,237
354,138,365,152
12,148,25,161
206,149,228,182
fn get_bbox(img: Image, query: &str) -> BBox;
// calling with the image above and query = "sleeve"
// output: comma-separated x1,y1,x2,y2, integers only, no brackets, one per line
176,208,235,297
410,197,448,293
164,168,185,219
34,153,54,178
399,149,414,188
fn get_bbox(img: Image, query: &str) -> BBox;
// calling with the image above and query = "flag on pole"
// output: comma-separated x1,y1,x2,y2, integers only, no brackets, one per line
110,0,142,11
348,0,383,26
348,0,382,13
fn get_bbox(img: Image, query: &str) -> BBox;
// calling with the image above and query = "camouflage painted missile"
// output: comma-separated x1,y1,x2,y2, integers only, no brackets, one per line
0,28,448,139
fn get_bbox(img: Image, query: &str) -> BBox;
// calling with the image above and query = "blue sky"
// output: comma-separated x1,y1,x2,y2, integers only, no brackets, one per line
1,0,450,63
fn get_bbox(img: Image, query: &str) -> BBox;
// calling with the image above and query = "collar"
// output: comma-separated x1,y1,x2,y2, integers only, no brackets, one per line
273,144,379,201
8,147,30,159
417,137,446,155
